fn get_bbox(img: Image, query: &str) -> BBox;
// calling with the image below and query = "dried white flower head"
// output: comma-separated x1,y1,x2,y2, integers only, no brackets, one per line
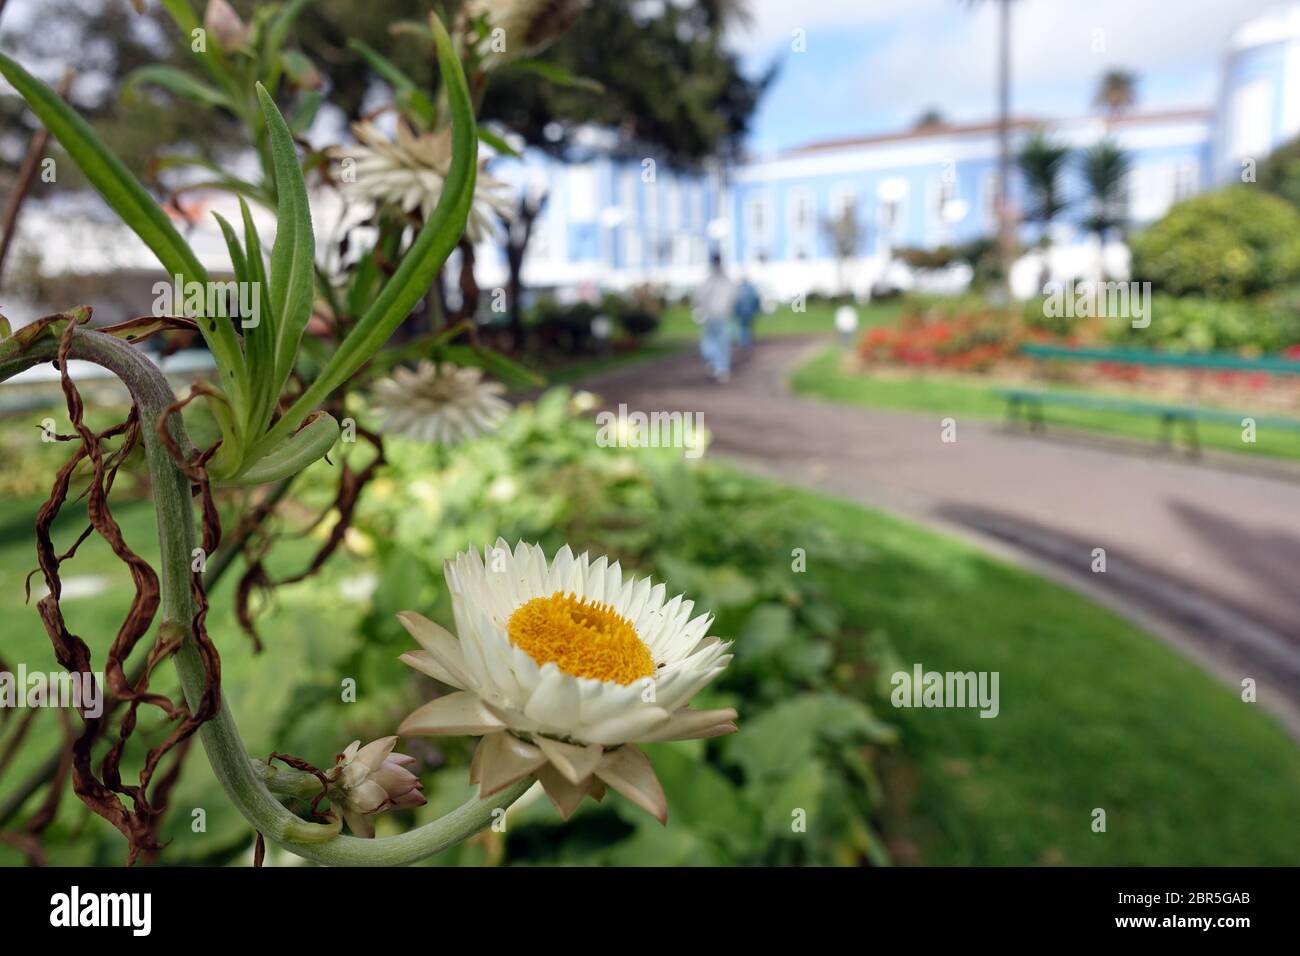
332,736,426,838
461,0,586,67
397,541,737,823
339,121,513,242
370,360,510,445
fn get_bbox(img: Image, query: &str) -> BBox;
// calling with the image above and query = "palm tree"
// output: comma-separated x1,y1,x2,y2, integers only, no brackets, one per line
1094,69,1138,123
1080,139,1130,280
1018,130,1070,234
964,0,1018,297
1017,129,1070,289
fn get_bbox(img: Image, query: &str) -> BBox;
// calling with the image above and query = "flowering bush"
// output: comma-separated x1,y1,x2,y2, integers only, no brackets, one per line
858,307,1021,372
328,390,899,864
0,3,746,868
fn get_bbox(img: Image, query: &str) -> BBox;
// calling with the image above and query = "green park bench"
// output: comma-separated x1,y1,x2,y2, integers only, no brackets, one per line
996,344,1300,454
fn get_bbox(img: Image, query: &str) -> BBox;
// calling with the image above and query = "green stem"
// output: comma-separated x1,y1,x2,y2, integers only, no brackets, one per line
0,327,530,865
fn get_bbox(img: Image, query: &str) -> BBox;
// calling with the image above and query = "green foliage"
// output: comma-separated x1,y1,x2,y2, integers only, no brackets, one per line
1080,139,1129,237
1130,187,1300,298
1256,133,1300,208
330,390,900,865
1016,129,1071,229
1101,294,1300,353
601,289,663,340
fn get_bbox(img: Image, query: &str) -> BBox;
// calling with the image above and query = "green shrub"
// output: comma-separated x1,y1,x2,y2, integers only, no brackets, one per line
1130,187,1300,298
334,390,900,865
530,298,599,353
1109,294,1300,352
600,287,662,340
1020,292,1300,353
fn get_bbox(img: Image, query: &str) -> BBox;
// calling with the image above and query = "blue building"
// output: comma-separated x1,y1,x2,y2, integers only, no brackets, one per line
484,4,1300,302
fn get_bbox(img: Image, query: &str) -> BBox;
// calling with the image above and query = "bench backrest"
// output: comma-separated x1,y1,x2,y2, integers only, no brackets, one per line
1021,343,1300,374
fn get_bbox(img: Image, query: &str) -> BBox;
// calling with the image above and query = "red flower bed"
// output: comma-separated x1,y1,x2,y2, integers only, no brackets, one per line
858,311,1019,372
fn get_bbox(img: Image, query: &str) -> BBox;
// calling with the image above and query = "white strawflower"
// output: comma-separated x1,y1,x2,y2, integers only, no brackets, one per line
370,360,510,445
396,541,737,822
332,736,426,838
340,121,513,242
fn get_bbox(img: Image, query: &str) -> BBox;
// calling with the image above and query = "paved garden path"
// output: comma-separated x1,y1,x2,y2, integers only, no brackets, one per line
581,337,1300,733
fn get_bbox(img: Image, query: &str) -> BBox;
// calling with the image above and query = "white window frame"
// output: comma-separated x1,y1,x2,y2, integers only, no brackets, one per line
786,187,815,260
744,192,773,262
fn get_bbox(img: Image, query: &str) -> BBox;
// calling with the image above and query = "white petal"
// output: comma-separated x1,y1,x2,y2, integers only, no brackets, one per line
535,736,603,785
399,649,465,689
398,691,506,737
476,731,547,797
596,745,667,824
535,762,591,820
635,708,739,742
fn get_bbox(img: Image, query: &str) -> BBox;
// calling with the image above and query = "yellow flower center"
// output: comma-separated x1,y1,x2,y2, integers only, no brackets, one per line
507,591,654,685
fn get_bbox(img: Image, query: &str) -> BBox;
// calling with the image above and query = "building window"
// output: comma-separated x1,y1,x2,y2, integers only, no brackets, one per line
787,188,814,259
829,184,858,219
744,193,772,261
624,229,641,269
933,173,957,218
666,178,681,232
621,166,639,224
567,164,597,221
876,178,909,241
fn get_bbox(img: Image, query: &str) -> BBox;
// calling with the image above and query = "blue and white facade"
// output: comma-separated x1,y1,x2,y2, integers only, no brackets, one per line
481,4,1300,301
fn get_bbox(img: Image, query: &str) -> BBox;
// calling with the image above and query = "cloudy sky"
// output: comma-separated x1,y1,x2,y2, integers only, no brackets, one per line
732,0,1289,152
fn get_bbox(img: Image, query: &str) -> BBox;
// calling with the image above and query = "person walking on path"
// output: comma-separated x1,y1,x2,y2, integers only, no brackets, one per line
692,252,738,382
734,273,761,350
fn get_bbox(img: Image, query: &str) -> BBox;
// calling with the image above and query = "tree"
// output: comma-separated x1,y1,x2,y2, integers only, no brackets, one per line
821,204,864,295
1016,128,1069,290
914,108,945,129
477,0,771,165
1017,129,1070,236
1256,134,1300,208
1,1,771,173
501,190,548,348
1080,139,1129,241
964,0,1019,298
1094,69,1137,122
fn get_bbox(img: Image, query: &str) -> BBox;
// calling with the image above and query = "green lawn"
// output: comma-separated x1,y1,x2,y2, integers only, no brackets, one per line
763,477,1300,865
2,457,1297,864
533,300,903,387
656,298,905,342
792,346,1300,462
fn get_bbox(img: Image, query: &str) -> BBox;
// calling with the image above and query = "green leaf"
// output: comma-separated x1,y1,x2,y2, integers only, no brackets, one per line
256,83,316,430
239,198,278,437
0,49,250,423
507,59,605,94
441,345,546,388
255,12,476,456
264,0,313,59
348,39,435,129
478,127,520,158
226,412,339,486
288,89,323,135
122,64,234,110
212,212,249,286
158,0,238,96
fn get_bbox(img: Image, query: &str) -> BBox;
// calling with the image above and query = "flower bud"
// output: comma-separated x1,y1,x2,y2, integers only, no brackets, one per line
204,0,249,50
332,736,426,838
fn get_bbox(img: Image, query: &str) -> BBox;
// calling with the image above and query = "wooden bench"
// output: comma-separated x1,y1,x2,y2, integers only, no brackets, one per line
996,344,1300,454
